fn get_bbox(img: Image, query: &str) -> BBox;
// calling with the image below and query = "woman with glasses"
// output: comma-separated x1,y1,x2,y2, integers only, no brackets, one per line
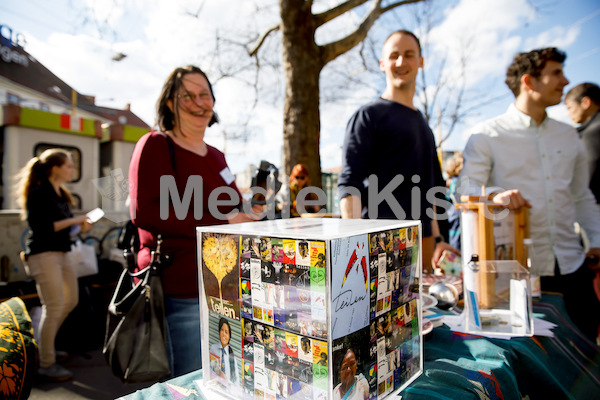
129,65,257,378
286,163,321,217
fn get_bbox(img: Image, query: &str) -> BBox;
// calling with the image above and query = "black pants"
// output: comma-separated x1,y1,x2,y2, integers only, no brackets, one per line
541,260,600,343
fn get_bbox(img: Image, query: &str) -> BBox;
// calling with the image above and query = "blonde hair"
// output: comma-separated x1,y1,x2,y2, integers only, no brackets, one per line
15,148,74,219
445,153,463,178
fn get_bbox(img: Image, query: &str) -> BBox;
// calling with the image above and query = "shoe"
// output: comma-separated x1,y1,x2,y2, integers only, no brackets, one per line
38,363,73,382
56,350,69,364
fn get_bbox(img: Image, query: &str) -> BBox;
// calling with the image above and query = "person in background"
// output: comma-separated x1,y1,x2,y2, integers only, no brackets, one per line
338,30,458,271
444,152,463,250
129,65,257,378
566,82,600,325
459,48,600,342
16,148,93,381
280,163,321,217
565,82,600,203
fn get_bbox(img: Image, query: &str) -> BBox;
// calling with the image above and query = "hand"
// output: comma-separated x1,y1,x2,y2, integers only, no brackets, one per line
225,201,265,223
585,247,600,271
80,221,93,234
73,215,90,225
227,211,256,224
492,189,532,210
432,241,461,268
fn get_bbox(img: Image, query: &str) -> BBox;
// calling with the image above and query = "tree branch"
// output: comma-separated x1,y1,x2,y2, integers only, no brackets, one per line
319,1,383,65
249,23,281,57
381,0,428,14
314,0,370,28
319,0,425,65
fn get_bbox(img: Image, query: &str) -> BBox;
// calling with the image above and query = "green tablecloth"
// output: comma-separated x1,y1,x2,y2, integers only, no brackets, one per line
119,293,600,400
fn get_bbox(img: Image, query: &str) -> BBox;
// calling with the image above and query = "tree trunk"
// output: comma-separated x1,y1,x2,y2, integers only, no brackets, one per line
280,0,323,188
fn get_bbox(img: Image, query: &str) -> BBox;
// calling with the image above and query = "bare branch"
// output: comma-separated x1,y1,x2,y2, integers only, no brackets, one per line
183,0,205,18
381,0,428,14
249,23,281,57
319,1,384,65
320,0,425,65
314,0,370,28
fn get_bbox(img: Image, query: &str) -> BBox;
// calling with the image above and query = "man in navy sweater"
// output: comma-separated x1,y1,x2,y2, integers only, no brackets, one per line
338,30,457,271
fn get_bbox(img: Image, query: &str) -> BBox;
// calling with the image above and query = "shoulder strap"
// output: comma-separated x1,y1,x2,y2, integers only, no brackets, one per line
118,220,139,252
119,132,175,263
160,132,176,171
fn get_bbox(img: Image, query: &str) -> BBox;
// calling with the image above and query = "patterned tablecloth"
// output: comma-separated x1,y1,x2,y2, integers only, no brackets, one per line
120,293,600,400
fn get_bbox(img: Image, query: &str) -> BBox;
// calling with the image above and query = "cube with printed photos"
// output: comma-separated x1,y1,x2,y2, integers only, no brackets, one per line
197,218,423,400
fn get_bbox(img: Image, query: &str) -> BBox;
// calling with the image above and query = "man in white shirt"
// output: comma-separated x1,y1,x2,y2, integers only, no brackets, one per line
460,47,600,342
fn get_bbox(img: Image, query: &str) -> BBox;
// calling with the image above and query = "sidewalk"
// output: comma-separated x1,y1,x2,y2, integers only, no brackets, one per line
27,303,150,400
29,345,149,400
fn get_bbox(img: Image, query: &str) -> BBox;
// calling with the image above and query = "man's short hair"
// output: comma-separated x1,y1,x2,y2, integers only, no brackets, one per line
382,30,422,57
565,82,600,105
505,47,566,97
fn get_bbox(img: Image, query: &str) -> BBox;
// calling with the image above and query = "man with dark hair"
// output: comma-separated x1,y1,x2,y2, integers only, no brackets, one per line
209,318,239,384
565,82,600,203
460,48,600,342
338,30,457,271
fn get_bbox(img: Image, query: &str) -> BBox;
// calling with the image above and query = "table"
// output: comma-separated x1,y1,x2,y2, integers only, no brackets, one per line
119,293,600,399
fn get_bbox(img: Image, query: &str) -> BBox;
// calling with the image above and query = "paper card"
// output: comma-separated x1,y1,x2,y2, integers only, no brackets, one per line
510,278,531,329
331,234,370,339
86,207,104,223
466,289,481,329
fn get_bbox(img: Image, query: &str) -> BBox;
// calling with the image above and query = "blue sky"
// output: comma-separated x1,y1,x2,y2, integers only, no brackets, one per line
2,0,599,173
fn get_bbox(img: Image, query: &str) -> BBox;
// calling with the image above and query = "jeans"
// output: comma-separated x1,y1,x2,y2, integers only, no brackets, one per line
27,251,78,368
164,296,202,378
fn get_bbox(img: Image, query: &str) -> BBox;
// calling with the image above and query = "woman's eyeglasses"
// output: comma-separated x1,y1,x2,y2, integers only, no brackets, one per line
295,175,306,180
177,91,211,106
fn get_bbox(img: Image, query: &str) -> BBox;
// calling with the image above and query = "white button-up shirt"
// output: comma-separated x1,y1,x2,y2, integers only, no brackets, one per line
459,104,600,276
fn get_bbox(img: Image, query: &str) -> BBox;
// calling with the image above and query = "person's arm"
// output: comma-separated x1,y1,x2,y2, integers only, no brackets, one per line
580,128,600,179
27,188,88,235
229,201,266,224
53,215,90,232
338,108,373,219
430,216,460,267
458,133,496,198
340,195,362,219
461,130,533,210
491,189,532,210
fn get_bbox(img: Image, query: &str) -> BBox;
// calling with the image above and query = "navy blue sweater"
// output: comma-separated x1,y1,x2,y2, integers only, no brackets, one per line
338,98,444,237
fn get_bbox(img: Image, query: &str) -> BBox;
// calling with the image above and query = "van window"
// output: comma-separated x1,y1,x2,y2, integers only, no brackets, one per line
7,92,21,104
34,143,82,182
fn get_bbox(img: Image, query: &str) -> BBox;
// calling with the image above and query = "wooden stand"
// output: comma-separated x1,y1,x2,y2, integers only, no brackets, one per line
458,195,529,308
